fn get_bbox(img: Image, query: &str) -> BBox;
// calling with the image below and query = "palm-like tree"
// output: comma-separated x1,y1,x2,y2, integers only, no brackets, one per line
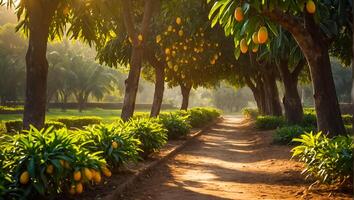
69,56,117,112
0,23,26,105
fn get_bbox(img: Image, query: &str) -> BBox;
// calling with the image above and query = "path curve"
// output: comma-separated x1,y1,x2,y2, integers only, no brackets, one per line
122,116,351,200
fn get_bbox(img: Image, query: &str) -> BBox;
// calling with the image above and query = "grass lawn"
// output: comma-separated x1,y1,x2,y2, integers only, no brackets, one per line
0,108,153,123
0,108,124,123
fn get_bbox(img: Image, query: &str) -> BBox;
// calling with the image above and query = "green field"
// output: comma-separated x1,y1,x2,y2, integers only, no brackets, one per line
0,108,180,123
0,108,156,123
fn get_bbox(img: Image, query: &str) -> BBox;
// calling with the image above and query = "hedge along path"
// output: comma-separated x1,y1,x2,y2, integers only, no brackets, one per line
121,116,352,200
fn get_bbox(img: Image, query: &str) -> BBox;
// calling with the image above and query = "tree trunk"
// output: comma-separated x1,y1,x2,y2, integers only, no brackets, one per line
61,92,68,112
23,1,57,130
121,47,143,121
180,83,192,110
263,71,282,116
150,60,165,117
277,60,304,124
265,9,345,136
120,0,154,121
245,76,266,115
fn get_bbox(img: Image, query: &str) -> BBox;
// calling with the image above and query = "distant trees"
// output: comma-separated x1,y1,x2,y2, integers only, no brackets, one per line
0,26,124,111
0,23,26,105
46,42,123,112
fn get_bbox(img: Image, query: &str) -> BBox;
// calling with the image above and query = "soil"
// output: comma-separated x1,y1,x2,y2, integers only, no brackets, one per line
119,116,353,200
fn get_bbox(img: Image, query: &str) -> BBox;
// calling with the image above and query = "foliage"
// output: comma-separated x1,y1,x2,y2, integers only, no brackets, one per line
342,115,352,126
1,126,105,198
0,23,26,105
273,125,316,145
79,123,141,167
208,0,352,61
213,86,252,112
344,125,352,134
180,107,221,128
159,114,191,140
301,113,317,127
55,116,102,129
0,106,23,114
3,120,65,133
126,118,168,158
292,132,353,185
242,108,259,119
255,116,285,130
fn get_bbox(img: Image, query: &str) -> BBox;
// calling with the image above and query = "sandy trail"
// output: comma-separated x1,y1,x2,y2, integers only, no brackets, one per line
122,116,351,200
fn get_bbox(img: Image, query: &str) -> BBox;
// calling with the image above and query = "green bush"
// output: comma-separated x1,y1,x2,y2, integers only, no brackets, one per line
345,125,352,134
126,118,168,158
1,126,106,198
242,108,259,119
159,114,191,140
3,120,65,133
80,123,141,167
255,116,286,130
342,114,352,125
303,108,352,127
273,125,316,145
0,149,23,200
3,120,22,133
301,113,317,127
55,116,102,128
132,112,150,119
292,132,353,185
0,106,23,114
303,108,316,115
180,107,221,128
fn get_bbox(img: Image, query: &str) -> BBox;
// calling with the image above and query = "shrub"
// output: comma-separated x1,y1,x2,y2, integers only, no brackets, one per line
255,116,286,130
0,106,23,114
159,114,191,140
126,118,167,158
301,113,317,127
0,149,23,199
345,125,352,134
302,108,352,127
181,107,221,128
55,116,102,128
3,120,65,133
242,108,259,119
342,114,352,125
132,112,150,119
273,125,316,145
292,132,353,185
1,126,106,198
3,120,22,133
80,123,141,167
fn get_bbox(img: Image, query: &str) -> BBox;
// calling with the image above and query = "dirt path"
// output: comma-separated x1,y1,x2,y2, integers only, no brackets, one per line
122,116,351,200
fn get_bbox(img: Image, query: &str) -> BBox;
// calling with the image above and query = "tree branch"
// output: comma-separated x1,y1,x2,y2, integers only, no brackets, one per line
121,0,138,46
291,59,305,79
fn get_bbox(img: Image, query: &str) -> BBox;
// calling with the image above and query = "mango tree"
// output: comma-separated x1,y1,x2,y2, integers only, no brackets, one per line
208,0,352,135
1,0,107,129
264,29,306,124
156,20,222,110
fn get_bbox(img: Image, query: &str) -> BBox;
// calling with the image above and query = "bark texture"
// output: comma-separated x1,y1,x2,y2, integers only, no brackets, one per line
262,67,282,116
180,83,192,110
148,54,165,117
121,0,154,121
277,60,304,124
245,75,266,115
264,9,345,136
23,0,58,129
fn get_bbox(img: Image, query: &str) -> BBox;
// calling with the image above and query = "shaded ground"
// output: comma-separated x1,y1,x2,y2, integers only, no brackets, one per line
121,116,352,200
